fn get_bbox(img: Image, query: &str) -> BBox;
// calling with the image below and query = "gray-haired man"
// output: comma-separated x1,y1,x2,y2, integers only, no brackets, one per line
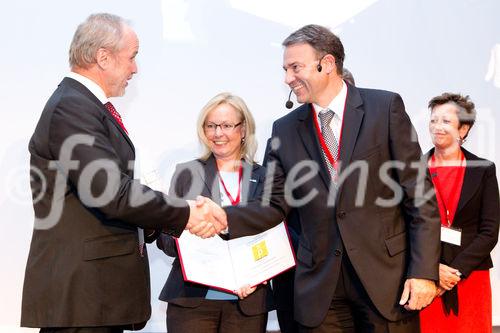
21,13,225,333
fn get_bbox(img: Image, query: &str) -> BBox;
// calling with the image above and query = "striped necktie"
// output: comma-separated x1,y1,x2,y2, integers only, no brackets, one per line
318,109,339,180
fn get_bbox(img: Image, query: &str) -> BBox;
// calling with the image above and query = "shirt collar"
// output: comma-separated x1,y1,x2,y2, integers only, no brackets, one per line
67,71,109,104
313,80,348,120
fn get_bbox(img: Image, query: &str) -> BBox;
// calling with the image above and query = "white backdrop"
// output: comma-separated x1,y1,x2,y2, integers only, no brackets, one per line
0,0,498,331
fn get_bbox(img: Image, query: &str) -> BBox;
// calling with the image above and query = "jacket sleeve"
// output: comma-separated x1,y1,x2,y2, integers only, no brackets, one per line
47,99,189,236
155,164,190,257
450,162,500,277
388,93,441,281
225,130,288,238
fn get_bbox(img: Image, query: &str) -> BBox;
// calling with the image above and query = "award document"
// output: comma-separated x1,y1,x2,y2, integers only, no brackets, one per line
175,222,296,294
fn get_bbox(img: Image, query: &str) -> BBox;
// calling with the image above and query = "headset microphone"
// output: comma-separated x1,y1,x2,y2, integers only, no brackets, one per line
285,89,294,109
317,55,324,72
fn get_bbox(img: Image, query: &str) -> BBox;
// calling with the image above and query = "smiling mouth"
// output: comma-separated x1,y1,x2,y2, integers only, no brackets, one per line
291,84,304,92
214,141,227,145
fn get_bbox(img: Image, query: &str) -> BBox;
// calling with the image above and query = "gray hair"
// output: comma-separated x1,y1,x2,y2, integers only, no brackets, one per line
283,24,345,75
197,92,258,163
69,13,126,69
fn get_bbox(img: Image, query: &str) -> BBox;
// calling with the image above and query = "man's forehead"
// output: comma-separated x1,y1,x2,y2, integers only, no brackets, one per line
283,43,315,65
119,27,139,51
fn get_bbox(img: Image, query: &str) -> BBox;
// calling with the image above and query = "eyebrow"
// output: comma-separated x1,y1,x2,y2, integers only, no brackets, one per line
283,62,299,70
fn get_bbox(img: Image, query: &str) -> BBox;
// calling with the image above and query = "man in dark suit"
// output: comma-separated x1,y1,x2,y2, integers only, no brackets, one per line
21,13,226,333
226,24,441,332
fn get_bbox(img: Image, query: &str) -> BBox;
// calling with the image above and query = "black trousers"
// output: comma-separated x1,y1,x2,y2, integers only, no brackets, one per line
277,307,300,333
275,268,300,333
40,327,124,333
167,299,268,333
299,255,419,333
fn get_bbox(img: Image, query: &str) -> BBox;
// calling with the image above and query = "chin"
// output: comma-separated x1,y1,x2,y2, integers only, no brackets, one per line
297,94,311,104
212,149,226,157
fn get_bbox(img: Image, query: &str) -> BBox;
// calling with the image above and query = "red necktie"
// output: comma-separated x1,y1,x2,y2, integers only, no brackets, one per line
105,102,128,134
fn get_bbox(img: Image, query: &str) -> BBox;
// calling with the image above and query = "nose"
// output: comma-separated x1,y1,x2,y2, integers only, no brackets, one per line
132,60,138,75
284,69,294,86
434,120,444,129
214,125,224,136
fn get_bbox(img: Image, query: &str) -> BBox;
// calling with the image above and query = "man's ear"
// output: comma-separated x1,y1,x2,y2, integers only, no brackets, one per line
96,48,111,70
323,54,337,74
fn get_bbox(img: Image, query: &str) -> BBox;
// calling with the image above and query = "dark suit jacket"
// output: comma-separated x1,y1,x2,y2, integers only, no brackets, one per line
156,155,274,316
426,147,499,276
21,77,190,328
226,83,441,327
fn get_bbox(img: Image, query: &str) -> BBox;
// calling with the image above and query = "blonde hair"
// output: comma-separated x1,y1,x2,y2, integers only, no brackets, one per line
197,92,257,163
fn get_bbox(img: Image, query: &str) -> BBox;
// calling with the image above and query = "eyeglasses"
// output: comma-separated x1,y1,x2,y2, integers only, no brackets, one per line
204,122,242,133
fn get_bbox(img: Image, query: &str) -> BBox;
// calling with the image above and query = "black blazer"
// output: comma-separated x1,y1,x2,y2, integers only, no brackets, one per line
226,83,441,326
157,155,274,316
21,77,190,328
426,147,499,275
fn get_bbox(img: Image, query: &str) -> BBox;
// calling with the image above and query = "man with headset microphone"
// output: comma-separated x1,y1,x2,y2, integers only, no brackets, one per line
225,24,440,333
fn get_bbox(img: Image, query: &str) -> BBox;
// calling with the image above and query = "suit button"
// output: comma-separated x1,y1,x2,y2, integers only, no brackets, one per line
334,249,342,256
337,211,346,219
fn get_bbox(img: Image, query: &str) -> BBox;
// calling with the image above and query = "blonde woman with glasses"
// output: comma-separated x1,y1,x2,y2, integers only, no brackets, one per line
157,92,273,333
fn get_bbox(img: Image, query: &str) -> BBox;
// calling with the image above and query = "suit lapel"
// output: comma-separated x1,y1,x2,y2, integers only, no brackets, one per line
456,149,484,213
295,85,365,190
241,161,260,203
425,148,484,220
200,157,260,205
296,104,331,189
204,157,259,204
102,105,135,152
62,77,135,153
338,84,364,174
200,155,222,205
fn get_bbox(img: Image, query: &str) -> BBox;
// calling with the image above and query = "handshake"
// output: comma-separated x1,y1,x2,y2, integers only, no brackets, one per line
186,196,228,238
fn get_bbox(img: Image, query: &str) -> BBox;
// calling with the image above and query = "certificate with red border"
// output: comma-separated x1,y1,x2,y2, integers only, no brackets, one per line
175,222,296,294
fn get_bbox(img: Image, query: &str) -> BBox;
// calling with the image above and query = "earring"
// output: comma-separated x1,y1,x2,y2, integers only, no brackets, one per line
241,137,245,143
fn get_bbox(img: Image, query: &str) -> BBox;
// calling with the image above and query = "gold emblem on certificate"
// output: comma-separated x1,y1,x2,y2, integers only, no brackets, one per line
252,241,269,261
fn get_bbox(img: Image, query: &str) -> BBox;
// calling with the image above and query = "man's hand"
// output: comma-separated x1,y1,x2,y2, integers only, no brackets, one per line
399,278,437,311
438,263,461,291
186,196,227,238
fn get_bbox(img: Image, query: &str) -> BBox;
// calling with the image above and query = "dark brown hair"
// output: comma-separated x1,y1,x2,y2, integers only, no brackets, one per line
282,24,345,75
428,93,476,139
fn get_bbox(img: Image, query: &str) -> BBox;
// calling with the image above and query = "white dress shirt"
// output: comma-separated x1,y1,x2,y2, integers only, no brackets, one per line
67,71,108,104
313,80,348,143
